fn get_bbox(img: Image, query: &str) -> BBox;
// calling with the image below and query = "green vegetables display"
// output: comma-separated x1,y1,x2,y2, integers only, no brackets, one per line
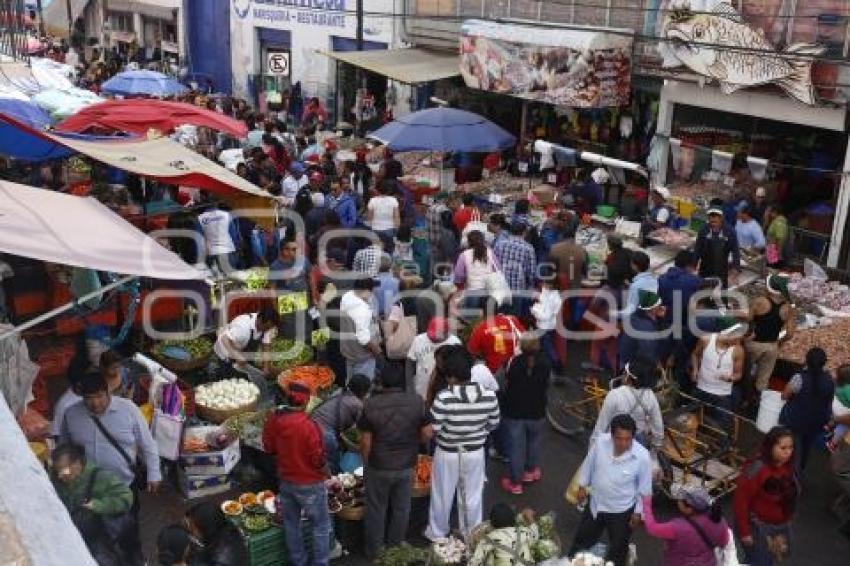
152,337,213,361
268,338,314,372
277,292,309,314
243,268,270,291
375,544,429,566
242,513,271,533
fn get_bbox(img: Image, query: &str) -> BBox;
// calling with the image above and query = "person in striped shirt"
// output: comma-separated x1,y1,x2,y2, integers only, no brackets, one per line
425,346,501,541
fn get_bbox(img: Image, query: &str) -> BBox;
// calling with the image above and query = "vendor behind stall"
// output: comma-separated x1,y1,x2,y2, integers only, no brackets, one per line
694,208,740,288
213,305,280,375
735,203,766,253
647,186,673,229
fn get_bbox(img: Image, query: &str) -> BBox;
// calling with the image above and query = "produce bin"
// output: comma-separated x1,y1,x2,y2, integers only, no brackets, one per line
180,426,241,475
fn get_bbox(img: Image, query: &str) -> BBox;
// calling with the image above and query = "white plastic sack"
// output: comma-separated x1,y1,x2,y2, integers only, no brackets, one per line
804,258,828,281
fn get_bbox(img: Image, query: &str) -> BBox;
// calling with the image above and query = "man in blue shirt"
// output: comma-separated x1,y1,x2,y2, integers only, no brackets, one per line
570,414,652,566
621,251,657,317
618,290,669,370
735,203,766,251
658,251,704,392
328,180,358,229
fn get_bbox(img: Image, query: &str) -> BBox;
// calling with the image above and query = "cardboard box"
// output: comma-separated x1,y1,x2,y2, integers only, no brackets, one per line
177,469,233,500
179,426,241,476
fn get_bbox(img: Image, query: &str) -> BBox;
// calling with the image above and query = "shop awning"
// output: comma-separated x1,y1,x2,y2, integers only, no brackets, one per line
0,114,270,199
321,48,459,84
43,0,90,37
0,180,202,280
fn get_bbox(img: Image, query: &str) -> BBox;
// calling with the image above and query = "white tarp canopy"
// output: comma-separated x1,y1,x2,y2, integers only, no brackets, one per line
0,180,202,280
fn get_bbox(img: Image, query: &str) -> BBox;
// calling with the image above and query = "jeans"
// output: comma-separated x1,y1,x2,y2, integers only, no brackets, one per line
569,506,635,566
540,330,563,374
503,418,544,483
321,425,341,475
364,467,413,559
278,481,331,566
346,357,376,381
745,519,792,566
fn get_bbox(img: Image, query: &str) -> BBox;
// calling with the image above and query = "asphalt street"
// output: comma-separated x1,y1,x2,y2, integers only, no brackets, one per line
139,358,850,565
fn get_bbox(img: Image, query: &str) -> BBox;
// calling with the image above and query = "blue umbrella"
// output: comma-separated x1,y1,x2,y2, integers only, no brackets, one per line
368,107,515,152
0,98,51,129
101,70,188,97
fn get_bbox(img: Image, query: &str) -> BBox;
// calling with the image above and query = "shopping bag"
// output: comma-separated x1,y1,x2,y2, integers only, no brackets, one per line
152,409,184,461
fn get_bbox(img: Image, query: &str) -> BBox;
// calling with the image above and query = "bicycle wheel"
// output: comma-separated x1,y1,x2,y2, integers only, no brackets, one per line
546,398,593,438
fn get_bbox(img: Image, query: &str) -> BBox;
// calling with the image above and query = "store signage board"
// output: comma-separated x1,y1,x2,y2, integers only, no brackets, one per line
459,19,633,108
266,51,290,77
233,0,347,28
661,2,824,105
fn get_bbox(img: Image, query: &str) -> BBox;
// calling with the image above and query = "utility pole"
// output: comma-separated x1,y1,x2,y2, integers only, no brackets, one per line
356,0,363,51
354,0,364,135
35,0,44,36
66,0,73,38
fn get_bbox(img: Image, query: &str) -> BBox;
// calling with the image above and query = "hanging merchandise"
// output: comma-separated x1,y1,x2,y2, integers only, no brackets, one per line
669,138,682,174
619,114,633,139
534,140,555,170
359,90,377,121
711,150,734,174
747,156,769,181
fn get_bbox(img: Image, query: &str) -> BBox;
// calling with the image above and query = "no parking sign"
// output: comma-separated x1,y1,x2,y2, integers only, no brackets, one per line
266,51,290,77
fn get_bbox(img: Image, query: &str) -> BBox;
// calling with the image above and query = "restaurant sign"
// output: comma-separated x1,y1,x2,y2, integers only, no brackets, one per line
233,0,347,28
459,20,633,108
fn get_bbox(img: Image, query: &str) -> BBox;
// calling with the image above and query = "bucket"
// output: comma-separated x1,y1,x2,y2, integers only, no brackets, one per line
756,390,785,433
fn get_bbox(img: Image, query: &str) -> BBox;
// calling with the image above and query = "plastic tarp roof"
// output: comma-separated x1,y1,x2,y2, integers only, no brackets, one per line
0,180,202,280
57,99,249,138
321,48,460,84
0,114,270,198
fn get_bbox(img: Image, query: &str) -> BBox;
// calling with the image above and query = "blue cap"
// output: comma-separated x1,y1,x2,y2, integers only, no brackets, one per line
289,162,305,175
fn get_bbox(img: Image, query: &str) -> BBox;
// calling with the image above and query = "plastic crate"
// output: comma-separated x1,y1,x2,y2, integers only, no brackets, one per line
245,526,287,566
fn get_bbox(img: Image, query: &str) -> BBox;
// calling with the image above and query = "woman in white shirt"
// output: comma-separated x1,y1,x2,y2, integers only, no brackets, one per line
367,181,401,253
453,230,501,311
690,325,745,428
531,265,564,375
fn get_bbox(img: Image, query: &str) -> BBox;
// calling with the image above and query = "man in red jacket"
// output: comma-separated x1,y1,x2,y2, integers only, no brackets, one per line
263,381,330,565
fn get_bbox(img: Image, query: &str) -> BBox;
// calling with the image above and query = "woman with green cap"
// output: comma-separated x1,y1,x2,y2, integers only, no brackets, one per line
737,274,796,396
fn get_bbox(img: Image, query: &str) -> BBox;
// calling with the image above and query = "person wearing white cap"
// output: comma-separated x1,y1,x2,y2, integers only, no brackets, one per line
647,186,673,229
694,207,740,288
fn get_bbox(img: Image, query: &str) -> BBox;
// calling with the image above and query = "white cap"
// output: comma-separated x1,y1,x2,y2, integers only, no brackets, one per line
755,186,766,198
653,186,671,199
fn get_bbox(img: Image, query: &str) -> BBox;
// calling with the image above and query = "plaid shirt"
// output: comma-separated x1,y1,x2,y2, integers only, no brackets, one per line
493,235,536,291
353,245,383,276
427,203,449,251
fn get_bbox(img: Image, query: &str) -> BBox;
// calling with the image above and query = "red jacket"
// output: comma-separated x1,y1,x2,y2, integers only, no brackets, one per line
262,409,326,485
467,315,526,372
733,458,799,538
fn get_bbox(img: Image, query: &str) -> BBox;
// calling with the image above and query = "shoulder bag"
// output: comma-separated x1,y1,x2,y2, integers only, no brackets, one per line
382,315,417,360
89,415,147,492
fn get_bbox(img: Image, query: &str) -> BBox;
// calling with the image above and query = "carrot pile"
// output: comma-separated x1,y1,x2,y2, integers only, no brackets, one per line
415,455,432,486
278,365,335,394
182,437,208,453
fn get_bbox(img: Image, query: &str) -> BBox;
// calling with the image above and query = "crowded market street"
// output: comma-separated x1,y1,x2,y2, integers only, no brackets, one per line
3,2,850,566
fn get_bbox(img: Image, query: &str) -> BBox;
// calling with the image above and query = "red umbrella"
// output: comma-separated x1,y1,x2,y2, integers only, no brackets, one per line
55,99,248,138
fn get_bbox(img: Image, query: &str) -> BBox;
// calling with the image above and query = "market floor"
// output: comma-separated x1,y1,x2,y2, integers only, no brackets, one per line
139,380,850,566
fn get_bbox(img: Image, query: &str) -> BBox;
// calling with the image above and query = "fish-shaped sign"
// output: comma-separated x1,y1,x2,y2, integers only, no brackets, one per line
663,2,825,105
